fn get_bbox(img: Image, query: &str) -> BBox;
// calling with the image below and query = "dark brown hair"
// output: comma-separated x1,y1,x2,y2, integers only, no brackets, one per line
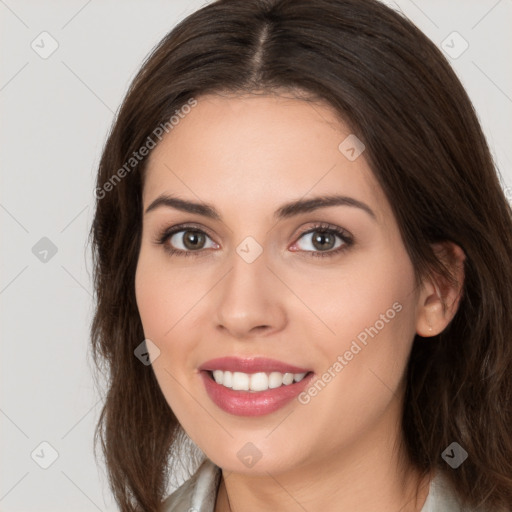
89,0,512,510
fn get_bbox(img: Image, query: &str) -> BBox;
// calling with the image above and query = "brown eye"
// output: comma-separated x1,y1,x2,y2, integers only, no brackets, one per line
167,229,217,252
295,228,347,254
310,231,337,251
290,222,354,259
157,225,219,257
180,230,206,250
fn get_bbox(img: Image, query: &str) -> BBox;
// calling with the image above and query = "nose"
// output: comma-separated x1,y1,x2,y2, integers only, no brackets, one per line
213,246,288,340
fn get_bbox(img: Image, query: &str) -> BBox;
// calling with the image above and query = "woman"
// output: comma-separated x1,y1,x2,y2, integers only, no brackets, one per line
89,0,512,511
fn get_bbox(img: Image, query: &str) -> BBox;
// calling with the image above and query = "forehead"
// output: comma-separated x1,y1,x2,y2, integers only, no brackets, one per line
143,93,390,226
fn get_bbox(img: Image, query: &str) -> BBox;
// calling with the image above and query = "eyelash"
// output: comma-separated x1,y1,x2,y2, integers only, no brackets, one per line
154,222,354,259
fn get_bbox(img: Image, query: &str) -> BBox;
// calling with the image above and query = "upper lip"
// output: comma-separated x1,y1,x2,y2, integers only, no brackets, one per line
199,357,311,374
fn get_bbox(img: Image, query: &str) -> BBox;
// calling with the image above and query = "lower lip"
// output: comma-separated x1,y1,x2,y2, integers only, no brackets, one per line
200,371,314,417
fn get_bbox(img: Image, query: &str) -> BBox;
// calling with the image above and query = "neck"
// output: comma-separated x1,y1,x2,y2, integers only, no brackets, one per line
214,399,432,512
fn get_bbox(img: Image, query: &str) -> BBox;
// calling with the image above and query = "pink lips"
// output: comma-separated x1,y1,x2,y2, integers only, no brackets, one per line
199,356,310,374
199,357,314,417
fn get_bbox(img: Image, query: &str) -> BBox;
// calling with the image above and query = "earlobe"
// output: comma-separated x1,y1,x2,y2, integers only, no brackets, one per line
416,299,443,337
415,242,466,338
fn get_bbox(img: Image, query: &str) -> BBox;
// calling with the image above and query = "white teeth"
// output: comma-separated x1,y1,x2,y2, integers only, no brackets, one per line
223,370,233,388
232,372,249,390
294,372,307,382
282,373,294,385
250,372,268,391
210,370,308,391
268,371,283,389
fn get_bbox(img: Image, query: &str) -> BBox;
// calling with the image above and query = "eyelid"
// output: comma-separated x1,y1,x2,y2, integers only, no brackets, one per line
294,222,353,241
156,222,217,242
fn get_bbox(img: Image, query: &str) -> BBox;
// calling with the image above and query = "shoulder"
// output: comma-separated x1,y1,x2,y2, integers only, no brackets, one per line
421,472,485,512
161,458,222,512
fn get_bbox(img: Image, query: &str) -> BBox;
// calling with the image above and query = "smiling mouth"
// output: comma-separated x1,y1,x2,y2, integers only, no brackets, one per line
205,369,313,392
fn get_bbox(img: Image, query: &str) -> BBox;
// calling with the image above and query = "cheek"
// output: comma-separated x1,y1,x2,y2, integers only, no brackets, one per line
135,248,197,340
295,247,415,351
294,296,416,455
135,255,199,418
135,251,204,393
306,249,417,395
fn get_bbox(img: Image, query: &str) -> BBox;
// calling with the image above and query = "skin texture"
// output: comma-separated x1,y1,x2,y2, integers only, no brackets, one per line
135,92,466,512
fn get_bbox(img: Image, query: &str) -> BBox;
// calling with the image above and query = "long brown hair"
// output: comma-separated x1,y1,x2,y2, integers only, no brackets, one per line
89,0,512,510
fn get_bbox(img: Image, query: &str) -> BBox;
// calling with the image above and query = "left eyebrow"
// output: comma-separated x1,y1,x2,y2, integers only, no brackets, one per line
274,194,376,221
144,193,376,221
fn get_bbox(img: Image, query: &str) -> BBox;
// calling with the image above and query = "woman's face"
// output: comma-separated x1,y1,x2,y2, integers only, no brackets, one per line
135,92,424,474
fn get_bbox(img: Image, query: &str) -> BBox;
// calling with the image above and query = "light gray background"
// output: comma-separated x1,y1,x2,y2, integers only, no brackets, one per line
1,1,511,510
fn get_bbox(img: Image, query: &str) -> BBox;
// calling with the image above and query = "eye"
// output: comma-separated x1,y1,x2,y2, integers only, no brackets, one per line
291,222,353,258
155,224,218,257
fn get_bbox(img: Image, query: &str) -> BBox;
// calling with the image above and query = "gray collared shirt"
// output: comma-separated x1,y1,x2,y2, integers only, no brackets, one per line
162,459,472,512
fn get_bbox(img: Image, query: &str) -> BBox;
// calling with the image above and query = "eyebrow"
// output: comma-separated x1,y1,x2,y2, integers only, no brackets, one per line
144,193,376,221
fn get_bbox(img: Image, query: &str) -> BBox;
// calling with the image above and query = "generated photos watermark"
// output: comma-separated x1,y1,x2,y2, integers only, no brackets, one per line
94,97,197,199
298,301,403,404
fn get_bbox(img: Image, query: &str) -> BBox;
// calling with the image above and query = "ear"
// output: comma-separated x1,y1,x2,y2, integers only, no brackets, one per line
415,242,466,337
